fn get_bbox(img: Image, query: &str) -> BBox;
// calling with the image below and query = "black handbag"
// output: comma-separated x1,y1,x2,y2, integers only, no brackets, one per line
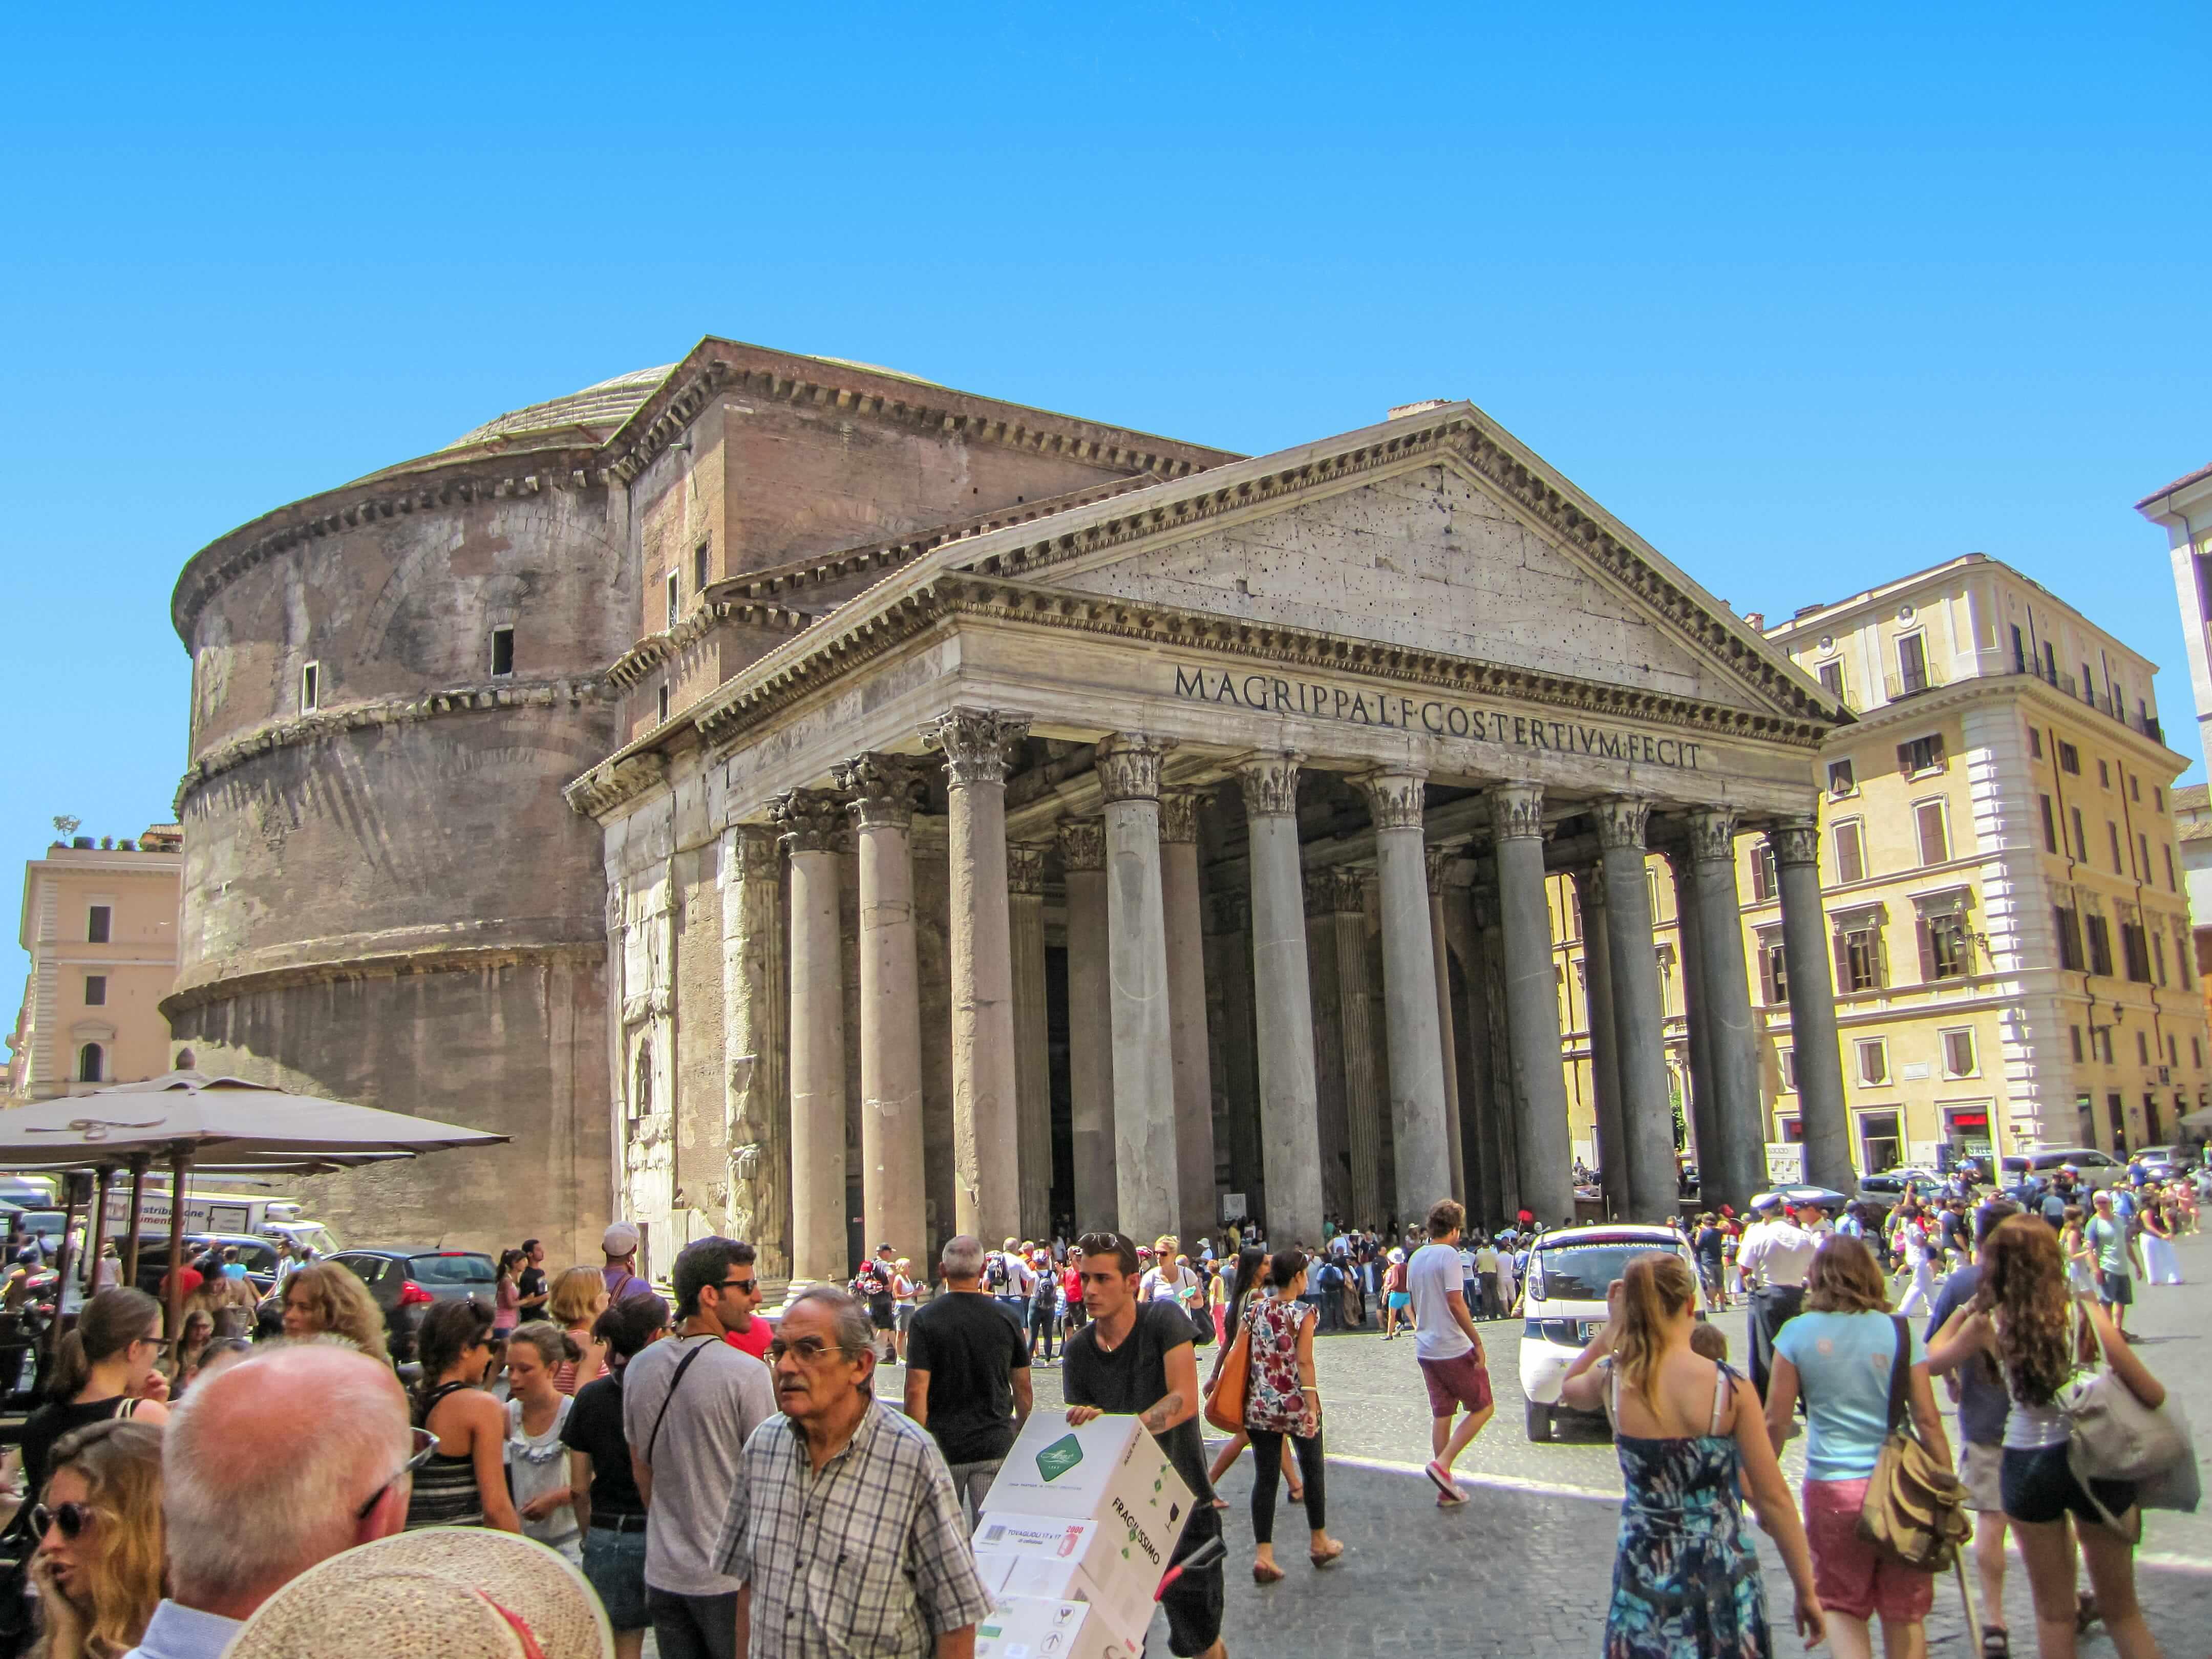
0,1504,43,1659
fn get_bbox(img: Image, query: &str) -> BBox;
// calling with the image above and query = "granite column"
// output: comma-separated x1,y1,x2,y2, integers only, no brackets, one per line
771,789,848,1286
1688,810,1766,1214
719,823,789,1278
1490,783,1575,1225
1007,843,1053,1239
1059,819,1117,1231
1238,753,1325,1246
1571,865,1630,1221
1096,733,1180,1245
1774,818,1852,1194
1159,790,1219,1245
1362,770,1453,1228
1426,845,1467,1205
1598,796,1679,1222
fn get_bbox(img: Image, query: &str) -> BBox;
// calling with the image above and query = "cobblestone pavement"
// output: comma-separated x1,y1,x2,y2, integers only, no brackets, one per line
923,1232,2212,1656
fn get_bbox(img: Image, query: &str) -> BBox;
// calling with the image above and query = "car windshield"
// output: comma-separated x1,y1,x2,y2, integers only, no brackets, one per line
1533,1242,1676,1303
406,1253,496,1285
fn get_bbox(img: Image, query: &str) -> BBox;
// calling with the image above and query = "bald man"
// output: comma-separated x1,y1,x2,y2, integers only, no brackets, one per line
122,1342,416,1659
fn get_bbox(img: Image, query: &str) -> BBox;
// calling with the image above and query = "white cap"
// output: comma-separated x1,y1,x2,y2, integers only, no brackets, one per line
602,1221,641,1257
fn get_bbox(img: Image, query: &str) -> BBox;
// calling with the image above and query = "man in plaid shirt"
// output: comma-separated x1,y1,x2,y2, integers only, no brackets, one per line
716,1286,993,1658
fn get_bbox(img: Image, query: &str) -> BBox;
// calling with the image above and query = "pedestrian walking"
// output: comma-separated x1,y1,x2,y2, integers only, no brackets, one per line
893,1256,923,1363
855,1244,900,1360
625,1238,776,1659
715,1287,994,1658
1493,1232,1519,1316
562,1293,670,1659
1692,1214,1727,1314
1927,1216,2167,1659
30,1418,166,1659
1064,1231,1225,1659
1060,1250,1086,1334
1026,1250,1059,1363
405,1298,521,1533
2138,1199,2181,1287
492,1248,525,1340
516,1237,548,1317
1204,1246,1303,1506
1763,1237,1948,1659
902,1235,1033,1528
1896,1221,1938,1318
1560,1253,1823,1658
1380,1248,1410,1339
1208,1254,1233,1343
1241,1250,1343,1583
501,1321,582,1562
1738,1195,1819,1400
1408,1200,1493,1505
2085,1190,2142,1337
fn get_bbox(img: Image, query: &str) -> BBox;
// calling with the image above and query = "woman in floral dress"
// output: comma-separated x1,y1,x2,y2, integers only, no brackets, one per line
1562,1253,1822,1658
1241,1249,1343,1583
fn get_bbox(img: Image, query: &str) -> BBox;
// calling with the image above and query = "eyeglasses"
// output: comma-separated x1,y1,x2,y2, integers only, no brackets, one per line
767,1335,856,1364
31,1501,93,1540
133,1335,174,1355
717,1277,759,1296
355,1427,439,1520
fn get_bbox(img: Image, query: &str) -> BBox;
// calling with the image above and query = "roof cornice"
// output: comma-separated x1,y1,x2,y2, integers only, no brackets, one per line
1837,672,2186,768
603,601,812,693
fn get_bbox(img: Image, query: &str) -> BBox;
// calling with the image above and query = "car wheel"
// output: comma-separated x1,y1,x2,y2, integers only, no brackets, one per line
1525,1401,1554,1442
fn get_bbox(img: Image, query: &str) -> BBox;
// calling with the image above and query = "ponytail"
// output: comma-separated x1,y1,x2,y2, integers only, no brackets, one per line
48,1330,89,1401
49,1287,162,1401
1612,1253,1696,1412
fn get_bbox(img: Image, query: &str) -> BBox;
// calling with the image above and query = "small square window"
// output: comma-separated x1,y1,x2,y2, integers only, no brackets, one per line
83,975,107,1007
1899,734,1945,774
1828,759,1856,796
694,542,710,593
490,626,514,677
2058,741,2080,775
86,905,110,944
1856,1038,1888,1086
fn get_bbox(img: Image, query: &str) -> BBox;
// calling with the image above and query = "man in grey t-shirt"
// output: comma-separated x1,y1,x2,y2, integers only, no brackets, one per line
624,1236,776,1659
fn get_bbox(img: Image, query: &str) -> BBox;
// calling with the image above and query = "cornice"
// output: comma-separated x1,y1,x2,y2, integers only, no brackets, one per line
603,602,812,692
565,752,666,819
1849,673,2187,771
160,940,604,1019
176,675,610,815
171,446,610,646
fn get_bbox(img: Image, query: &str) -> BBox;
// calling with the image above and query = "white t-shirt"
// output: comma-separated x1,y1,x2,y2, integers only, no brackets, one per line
1407,1242,1473,1362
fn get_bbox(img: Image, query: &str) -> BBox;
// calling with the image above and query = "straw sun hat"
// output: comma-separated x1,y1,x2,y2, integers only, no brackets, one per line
221,1530,613,1659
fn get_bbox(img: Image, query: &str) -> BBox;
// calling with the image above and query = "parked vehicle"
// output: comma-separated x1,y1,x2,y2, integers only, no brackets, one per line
2001,1147,2126,1193
133,1232,283,1297
2132,1144,2194,1181
276,1246,498,1364
1519,1223,1698,1443
1852,1167,1941,1224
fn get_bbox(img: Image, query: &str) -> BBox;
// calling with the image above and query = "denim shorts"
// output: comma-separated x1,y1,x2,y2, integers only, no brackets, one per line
581,1524,650,1631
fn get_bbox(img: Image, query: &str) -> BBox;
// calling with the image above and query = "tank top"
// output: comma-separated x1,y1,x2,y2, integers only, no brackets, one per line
1997,1309,2074,1450
407,1381,487,1527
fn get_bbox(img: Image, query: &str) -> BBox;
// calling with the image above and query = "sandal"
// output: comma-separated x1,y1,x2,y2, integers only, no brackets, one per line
1981,1626,2009,1659
1310,1542,1346,1569
1252,1560,1286,1585
1287,1485,1305,1504
2075,1593,2099,1634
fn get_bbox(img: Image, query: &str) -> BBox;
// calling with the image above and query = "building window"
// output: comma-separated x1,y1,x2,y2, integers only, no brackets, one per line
1897,633,1931,696
86,905,110,944
1828,759,1856,797
1943,1028,1976,1077
2108,822,2124,875
83,975,105,1007
694,542,710,593
2072,1025,2085,1063
2177,938,2193,990
2029,726,2044,759
1920,909,1971,981
2082,665,2096,705
490,626,515,677
2071,806,2088,862
1758,934,1790,1006
2055,905,2084,970
1898,733,1945,775
2153,930,2168,987
2130,775,2141,802
301,662,320,713
656,684,670,725
2165,845,2178,891
2097,1028,2114,1066
2195,1036,2203,1070
2169,1035,2180,1069
1857,1038,1889,1086
1859,1110,1904,1174
1915,800,1949,866
174,1049,195,1071
2098,758,2111,789
76,1044,102,1084
2138,833,2152,881
1776,1115,1804,1143
2085,914,2114,977
2058,741,2080,775
1751,844,1778,903
2155,785,2165,813
2136,1030,2150,1066
2011,624,2027,673
665,571,679,630
2120,923,2152,985
1778,1048,1797,1092
2040,795,2059,854
1818,661,1845,701
1835,820,1866,884
1836,922,1884,992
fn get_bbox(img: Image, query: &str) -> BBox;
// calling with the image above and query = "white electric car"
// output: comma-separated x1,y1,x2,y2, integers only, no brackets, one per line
1518,1223,1698,1443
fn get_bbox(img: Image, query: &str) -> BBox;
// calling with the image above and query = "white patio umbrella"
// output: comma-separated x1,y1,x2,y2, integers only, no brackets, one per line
0,1071,509,1336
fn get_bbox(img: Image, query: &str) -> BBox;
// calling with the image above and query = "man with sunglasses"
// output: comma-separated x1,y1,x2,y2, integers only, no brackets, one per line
623,1237,775,1659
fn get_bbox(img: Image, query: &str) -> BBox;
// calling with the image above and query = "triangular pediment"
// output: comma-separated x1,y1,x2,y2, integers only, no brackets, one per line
935,405,1837,725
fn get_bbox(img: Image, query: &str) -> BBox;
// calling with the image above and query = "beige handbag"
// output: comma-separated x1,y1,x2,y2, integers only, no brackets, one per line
1857,1315,1972,1572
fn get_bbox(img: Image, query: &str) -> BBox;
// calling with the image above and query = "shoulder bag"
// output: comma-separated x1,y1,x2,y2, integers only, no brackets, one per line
1202,1306,1251,1433
2060,1298,2191,1512
645,1338,713,1465
1857,1314,1972,1571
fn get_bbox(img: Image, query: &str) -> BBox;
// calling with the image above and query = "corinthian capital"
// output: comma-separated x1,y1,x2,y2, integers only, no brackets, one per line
1687,806,1740,866
1769,817,1821,868
1305,865,1366,918
1424,843,1455,896
1487,782,1545,842
1006,842,1049,896
1158,789,1204,845
831,752,925,831
1357,770,1427,833
1593,795,1652,852
1236,751,1304,820
770,789,848,855
921,708,1030,788
1094,733,1174,803
1571,862,1608,911
1058,818,1107,872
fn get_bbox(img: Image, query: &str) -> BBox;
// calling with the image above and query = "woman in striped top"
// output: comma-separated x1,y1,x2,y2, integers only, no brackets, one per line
405,1298,521,1533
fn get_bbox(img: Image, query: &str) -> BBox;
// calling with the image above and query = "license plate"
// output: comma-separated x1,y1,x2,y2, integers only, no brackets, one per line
1578,1320,1602,1342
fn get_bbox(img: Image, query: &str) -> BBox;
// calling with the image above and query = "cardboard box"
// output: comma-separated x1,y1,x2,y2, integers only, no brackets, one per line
971,1516,1155,1649
973,1594,1142,1659
983,1413,1195,1542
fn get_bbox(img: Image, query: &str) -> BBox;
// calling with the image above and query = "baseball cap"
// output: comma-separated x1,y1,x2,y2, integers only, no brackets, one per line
602,1222,640,1256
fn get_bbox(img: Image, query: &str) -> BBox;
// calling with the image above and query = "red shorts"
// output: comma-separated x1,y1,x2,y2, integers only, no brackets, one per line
1417,1348,1493,1418
1802,1477,1935,1623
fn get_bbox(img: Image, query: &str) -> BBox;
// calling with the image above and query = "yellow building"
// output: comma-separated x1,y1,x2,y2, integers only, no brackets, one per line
1746,555,2208,1175
7,827,184,1101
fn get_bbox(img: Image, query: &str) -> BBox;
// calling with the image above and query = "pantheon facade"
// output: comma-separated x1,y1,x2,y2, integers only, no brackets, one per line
167,337,1853,1272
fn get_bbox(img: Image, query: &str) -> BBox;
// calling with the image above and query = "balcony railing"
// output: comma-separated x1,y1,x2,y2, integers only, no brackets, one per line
1883,667,1938,700
1999,665,2164,743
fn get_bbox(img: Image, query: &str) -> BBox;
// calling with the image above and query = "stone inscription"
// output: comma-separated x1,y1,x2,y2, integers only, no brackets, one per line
1171,666,1703,770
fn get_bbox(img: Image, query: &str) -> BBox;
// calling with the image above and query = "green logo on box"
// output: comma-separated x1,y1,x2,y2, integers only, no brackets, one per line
1036,1434,1085,1481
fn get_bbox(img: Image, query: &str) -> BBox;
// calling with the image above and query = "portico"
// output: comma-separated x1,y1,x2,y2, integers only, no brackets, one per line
574,402,1849,1278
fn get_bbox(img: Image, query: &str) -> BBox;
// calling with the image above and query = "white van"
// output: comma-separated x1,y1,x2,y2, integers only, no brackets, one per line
1518,1223,1697,1442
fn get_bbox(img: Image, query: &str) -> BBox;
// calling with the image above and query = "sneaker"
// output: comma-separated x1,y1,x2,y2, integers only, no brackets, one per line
1424,1459,1465,1505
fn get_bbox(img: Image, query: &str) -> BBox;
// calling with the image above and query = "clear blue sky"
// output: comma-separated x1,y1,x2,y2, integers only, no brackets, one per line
3,5,2207,999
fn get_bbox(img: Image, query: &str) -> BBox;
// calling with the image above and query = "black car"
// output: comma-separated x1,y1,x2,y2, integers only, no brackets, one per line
133,1233,282,1299
304,1247,499,1364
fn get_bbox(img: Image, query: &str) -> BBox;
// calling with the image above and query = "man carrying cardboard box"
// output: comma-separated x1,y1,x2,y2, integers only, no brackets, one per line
1060,1230,1223,1659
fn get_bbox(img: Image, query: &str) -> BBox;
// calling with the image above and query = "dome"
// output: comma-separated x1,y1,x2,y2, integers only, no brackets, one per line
442,364,676,452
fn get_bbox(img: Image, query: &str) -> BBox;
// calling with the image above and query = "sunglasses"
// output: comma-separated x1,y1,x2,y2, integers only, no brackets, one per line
32,1501,93,1541
717,1277,759,1296
355,1427,440,1520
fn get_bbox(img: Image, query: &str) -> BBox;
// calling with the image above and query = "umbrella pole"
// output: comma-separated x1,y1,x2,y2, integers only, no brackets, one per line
123,1156,148,1287
164,1148,190,1342
49,1174,83,1366
88,1165,113,1295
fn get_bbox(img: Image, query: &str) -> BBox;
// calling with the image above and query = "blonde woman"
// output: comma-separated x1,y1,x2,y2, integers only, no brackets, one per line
30,1418,166,1659
278,1261,390,1364
546,1266,609,1395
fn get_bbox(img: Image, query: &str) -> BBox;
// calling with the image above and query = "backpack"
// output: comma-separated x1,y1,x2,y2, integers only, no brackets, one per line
854,1261,887,1298
1031,1269,1056,1310
2041,1192,2067,1226
985,1254,1009,1292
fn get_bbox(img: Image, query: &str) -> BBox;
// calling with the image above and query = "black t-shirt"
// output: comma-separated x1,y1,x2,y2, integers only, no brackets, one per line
905,1291,1030,1464
1694,1226,1725,1266
1060,1301,1210,1503
561,1371,645,1517
20,1396,133,1501
518,1266,547,1307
